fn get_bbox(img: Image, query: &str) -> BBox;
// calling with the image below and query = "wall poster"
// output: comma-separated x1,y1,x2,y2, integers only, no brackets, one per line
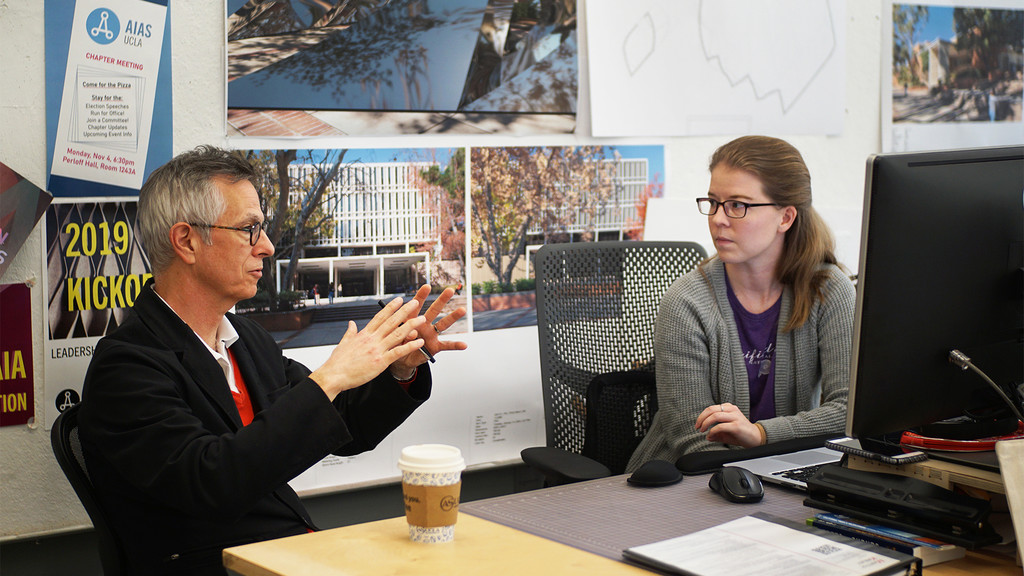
1,284,35,427
42,201,151,429
1,163,53,281
45,0,172,198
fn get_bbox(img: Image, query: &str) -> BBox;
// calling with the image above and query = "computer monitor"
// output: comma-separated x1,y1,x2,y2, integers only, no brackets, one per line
847,145,1023,441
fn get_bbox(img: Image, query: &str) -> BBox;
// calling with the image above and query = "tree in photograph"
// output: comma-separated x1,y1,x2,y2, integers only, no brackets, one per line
246,149,346,306
470,146,617,286
415,149,466,286
892,4,929,87
953,8,1024,83
235,4,446,109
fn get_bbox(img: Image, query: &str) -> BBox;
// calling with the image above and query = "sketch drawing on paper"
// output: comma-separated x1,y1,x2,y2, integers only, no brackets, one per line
623,12,657,76
698,0,838,115
589,0,845,136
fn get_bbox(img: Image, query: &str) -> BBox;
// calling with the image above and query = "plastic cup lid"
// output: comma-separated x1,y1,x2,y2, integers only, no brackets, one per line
398,444,466,473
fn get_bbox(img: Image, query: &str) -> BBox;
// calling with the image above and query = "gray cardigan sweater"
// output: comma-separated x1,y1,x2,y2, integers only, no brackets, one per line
627,258,856,471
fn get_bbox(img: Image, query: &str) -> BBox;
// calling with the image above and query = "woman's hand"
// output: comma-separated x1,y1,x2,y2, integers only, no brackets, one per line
695,403,764,448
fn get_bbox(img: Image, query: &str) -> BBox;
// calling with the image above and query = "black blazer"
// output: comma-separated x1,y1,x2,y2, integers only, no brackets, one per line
79,284,430,575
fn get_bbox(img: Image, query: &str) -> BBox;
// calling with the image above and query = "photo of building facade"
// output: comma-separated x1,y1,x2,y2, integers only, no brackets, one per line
282,160,443,299
892,4,1022,123
279,147,656,305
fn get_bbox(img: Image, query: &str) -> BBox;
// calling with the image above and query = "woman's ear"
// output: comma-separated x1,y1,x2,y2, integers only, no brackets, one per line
168,222,199,265
779,206,797,233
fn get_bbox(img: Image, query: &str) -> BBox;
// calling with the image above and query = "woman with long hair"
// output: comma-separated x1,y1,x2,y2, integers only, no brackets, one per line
628,135,855,468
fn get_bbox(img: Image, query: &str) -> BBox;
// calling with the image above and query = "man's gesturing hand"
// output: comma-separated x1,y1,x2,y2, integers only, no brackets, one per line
310,298,427,401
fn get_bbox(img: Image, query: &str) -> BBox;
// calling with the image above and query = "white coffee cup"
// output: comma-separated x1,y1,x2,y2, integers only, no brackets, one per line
398,444,466,543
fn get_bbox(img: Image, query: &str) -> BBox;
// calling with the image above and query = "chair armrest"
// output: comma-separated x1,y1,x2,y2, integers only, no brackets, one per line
521,447,612,487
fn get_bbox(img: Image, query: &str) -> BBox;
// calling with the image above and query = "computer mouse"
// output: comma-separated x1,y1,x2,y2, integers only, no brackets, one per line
709,466,764,503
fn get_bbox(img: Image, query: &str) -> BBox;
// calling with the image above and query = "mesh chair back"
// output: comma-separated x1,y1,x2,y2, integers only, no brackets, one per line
534,241,707,467
582,370,658,474
51,404,128,576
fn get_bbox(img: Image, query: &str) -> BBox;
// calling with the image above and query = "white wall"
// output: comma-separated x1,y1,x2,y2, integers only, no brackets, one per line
0,0,882,540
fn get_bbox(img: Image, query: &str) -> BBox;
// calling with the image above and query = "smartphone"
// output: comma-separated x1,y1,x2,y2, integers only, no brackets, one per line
825,436,928,465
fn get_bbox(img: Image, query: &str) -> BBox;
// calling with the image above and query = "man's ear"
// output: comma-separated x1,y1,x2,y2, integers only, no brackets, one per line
169,222,199,265
779,206,797,233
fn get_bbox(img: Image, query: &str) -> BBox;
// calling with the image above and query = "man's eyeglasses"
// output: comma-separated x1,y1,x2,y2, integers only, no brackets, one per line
189,221,268,246
696,197,779,219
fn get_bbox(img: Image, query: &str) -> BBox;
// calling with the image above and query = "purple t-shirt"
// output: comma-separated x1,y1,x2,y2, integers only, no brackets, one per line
725,274,781,423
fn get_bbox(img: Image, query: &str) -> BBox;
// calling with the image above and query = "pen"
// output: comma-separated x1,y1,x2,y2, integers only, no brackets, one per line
378,299,435,363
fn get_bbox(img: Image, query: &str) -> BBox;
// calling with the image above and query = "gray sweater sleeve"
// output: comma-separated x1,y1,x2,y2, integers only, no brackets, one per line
626,259,855,471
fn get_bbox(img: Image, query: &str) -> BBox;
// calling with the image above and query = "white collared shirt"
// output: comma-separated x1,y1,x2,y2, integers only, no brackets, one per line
200,317,241,393
153,291,241,392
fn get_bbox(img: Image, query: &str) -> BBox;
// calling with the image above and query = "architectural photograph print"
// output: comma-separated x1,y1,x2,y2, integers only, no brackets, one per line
228,147,467,348
226,0,577,137
469,145,663,332
884,0,1023,151
222,144,664,342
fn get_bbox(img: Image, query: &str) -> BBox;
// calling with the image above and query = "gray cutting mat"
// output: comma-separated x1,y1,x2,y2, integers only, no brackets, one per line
461,473,812,561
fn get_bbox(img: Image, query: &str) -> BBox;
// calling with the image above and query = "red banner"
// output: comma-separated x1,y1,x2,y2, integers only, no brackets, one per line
1,283,34,426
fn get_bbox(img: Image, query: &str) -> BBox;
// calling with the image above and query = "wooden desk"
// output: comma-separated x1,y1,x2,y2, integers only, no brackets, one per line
932,549,1020,575
223,514,653,576
225,474,1020,576
222,515,1016,576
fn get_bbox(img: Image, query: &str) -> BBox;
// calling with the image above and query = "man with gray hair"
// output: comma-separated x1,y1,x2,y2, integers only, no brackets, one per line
79,146,466,575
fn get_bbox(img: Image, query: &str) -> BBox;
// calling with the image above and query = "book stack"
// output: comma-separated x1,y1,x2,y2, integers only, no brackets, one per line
809,512,965,567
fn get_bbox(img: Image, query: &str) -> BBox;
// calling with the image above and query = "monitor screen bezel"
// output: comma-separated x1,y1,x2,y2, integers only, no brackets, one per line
847,145,1024,440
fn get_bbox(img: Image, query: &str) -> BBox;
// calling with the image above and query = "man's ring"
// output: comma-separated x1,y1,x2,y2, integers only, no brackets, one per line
433,324,441,334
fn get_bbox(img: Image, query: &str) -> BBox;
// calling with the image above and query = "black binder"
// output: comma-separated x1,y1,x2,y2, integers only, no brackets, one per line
803,465,1000,549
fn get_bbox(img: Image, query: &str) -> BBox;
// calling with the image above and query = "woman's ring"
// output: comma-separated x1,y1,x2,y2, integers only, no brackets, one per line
720,404,726,412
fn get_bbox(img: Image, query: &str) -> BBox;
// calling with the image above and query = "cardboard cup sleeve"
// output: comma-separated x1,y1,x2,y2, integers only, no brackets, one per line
402,481,461,528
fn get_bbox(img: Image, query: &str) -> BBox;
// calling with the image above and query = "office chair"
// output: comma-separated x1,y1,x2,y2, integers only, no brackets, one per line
521,241,707,486
51,403,128,576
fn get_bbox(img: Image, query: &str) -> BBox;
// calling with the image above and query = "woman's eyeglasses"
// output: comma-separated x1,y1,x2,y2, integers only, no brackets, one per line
696,197,779,219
